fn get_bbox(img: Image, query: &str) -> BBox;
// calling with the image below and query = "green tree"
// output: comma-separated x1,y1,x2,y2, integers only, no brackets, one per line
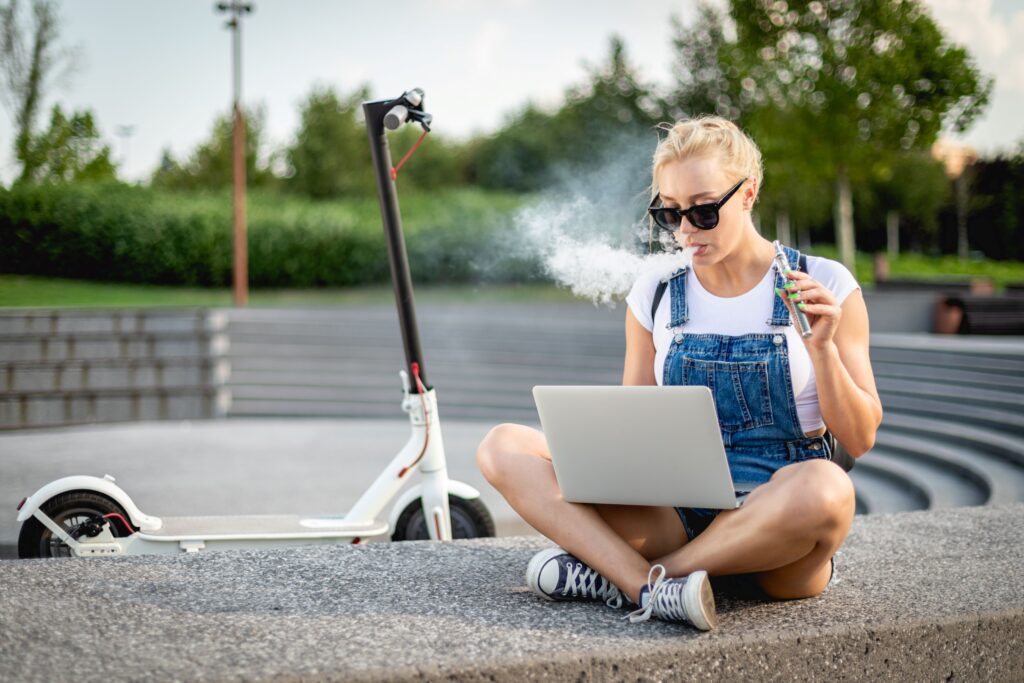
473,103,560,192
869,151,950,254
474,36,661,192
665,2,742,121
0,0,76,182
151,105,275,191
666,5,831,248
726,0,991,269
968,145,1024,261
18,103,115,182
285,85,373,199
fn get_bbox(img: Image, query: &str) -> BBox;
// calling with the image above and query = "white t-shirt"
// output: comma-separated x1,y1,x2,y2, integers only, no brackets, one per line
625,254,860,434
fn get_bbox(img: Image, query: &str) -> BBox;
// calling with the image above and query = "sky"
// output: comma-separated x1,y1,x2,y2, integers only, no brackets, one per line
0,0,1021,182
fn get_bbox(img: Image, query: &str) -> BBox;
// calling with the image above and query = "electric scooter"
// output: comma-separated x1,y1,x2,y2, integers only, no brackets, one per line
14,88,495,558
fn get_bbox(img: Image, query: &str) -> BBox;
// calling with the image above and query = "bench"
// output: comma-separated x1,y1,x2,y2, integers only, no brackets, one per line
934,295,1024,335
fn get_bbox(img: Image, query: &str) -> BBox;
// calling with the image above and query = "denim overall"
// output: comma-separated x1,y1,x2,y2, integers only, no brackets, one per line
664,244,832,540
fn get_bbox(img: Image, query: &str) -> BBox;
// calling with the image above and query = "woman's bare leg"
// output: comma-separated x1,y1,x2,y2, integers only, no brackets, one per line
652,459,855,598
476,423,687,603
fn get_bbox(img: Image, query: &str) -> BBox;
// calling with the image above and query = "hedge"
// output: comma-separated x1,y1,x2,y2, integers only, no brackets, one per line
0,183,536,287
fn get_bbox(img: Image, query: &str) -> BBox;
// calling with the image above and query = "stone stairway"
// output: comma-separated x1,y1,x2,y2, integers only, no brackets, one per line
0,310,231,429
222,305,1024,515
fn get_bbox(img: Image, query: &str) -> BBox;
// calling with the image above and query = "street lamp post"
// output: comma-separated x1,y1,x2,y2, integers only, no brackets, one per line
216,1,254,307
932,139,978,261
114,124,135,177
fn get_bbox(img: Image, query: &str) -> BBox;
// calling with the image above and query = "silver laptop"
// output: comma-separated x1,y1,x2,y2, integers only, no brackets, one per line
533,385,758,509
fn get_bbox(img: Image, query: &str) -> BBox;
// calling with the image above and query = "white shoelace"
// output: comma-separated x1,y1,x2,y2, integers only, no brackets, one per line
563,561,624,608
625,564,688,624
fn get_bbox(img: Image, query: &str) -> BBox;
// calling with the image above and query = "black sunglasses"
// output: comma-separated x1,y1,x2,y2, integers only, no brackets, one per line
648,176,748,232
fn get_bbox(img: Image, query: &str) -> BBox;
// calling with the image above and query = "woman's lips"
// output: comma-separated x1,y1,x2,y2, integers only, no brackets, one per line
689,244,709,255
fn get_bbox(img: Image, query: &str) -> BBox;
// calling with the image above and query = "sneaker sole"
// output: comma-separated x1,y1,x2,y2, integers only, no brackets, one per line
525,547,568,600
684,570,717,631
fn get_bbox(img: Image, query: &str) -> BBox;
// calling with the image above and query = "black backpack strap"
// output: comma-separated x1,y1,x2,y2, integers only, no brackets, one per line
651,280,668,325
798,252,808,273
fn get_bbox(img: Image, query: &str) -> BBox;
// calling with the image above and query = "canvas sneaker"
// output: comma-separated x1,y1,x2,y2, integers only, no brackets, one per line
626,564,716,631
525,547,626,608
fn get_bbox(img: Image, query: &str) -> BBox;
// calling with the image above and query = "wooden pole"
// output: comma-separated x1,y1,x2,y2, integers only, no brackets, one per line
220,2,251,307
233,101,247,307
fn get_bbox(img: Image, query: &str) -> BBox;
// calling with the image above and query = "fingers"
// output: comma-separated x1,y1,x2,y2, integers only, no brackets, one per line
780,271,837,307
774,270,843,333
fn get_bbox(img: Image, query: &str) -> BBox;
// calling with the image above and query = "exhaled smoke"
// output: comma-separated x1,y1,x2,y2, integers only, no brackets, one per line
514,196,696,305
487,130,696,306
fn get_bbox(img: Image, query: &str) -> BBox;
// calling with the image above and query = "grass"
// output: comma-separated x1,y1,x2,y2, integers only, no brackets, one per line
0,275,578,308
4,249,1024,309
807,246,1024,290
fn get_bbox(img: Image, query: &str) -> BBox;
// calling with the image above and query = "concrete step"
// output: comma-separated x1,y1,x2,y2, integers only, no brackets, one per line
228,397,538,423
870,343,1024,372
228,369,621,401
848,454,931,513
870,332,1024,358
880,412,1024,466
880,394,1024,437
227,340,622,369
0,309,227,336
228,318,624,343
1,358,230,392
870,433,994,507
5,506,1020,681
228,362,621,387
0,332,229,363
0,387,232,429
876,376,1022,412
871,361,1024,392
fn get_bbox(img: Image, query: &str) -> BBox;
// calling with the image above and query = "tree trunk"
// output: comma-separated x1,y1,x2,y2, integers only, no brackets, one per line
956,173,969,260
775,209,791,246
13,1,58,182
798,224,811,252
834,168,856,272
886,210,899,258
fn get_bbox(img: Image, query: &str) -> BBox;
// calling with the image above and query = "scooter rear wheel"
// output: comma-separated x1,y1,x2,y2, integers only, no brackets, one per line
18,491,133,559
392,494,495,541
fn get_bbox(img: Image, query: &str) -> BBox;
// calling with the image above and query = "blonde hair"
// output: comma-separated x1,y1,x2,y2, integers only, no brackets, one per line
651,117,763,201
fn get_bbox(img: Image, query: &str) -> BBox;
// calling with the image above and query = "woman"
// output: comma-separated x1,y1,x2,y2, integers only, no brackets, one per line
475,117,882,631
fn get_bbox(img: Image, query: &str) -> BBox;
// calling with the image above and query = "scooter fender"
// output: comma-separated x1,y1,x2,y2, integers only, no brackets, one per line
16,475,162,531
388,480,481,533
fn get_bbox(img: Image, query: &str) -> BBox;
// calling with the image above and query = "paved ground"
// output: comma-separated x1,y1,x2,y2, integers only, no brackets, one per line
1,504,1021,682
0,417,539,557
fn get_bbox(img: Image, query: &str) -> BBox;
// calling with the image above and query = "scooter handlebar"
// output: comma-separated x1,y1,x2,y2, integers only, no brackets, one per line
384,104,409,131
404,88,424,107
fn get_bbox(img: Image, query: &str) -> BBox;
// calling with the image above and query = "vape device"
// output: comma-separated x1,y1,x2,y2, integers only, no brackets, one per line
773,241,813,338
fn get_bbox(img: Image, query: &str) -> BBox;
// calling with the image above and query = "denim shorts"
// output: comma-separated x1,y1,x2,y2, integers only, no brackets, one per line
674,500,837,594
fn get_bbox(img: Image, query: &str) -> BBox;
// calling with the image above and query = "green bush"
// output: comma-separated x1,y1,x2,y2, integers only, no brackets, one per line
0,183,527,287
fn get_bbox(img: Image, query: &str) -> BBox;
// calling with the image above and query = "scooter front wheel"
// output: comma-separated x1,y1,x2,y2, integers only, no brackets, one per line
391,494,495,542
18,491,134,558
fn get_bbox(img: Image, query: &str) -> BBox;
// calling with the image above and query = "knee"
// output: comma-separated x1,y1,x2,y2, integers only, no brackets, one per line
782,460,856,532
475,423,522,486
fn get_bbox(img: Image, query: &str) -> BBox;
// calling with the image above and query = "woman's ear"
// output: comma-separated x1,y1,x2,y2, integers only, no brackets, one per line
743,179,759,211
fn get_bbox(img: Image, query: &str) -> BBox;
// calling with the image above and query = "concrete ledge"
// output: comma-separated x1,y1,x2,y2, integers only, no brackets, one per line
1,504,1022,682
0,386,232,429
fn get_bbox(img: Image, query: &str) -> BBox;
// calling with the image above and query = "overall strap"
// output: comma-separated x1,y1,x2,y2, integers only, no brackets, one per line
666,267,689,328
766,244,804,327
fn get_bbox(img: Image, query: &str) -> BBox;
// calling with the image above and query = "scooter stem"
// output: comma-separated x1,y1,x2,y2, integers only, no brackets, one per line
363,92,431,390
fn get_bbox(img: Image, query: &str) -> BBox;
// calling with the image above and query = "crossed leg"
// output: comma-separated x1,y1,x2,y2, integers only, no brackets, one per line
476,423,855,603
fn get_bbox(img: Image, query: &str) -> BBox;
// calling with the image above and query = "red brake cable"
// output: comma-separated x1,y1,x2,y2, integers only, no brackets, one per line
390,130,429,181
397,362,430,478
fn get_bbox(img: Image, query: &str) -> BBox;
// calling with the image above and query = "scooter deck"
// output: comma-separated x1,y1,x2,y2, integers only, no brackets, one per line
138,514,389,541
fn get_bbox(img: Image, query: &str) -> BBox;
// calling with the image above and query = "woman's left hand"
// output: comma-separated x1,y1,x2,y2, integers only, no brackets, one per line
776,270,842,351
